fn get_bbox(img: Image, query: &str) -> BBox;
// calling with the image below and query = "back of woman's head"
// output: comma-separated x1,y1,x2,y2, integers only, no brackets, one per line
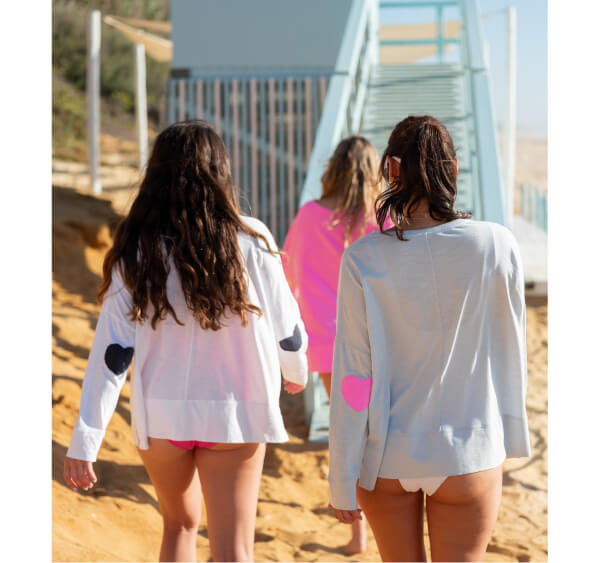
375,115,471,239
98,119,271,330
321,135,383,244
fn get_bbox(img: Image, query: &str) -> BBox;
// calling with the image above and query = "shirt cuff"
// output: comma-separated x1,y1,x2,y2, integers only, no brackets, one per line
283,366,308,386
66,416,105,461
328,476,359,511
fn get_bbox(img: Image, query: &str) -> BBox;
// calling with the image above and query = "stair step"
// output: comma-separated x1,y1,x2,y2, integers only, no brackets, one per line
361,63,476,215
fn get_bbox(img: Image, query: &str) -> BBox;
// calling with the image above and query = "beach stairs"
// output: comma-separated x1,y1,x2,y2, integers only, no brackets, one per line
305,62,476,443
361,63,476,215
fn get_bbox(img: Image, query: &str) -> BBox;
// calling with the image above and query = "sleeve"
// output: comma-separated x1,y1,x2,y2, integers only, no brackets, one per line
255,227,309,386
328,250,372,510
66,267,136,461
506,233,532,456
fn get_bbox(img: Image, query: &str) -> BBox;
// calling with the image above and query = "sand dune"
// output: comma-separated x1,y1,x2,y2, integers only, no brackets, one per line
52,153,547,562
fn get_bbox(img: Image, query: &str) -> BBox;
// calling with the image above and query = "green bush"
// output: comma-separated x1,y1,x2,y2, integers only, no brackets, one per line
53,0,170,122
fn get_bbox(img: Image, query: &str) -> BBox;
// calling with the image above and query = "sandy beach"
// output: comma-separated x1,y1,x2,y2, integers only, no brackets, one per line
52,137,547,562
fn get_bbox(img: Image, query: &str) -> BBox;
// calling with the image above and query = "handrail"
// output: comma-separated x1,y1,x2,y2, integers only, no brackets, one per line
299,0,379,206
380,1,457,6
459,0,505,224
379,1,459,63
298,0,379,440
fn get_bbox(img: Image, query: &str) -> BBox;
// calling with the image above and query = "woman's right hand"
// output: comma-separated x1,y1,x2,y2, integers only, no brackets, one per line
283,380,305,394
64,456,98,491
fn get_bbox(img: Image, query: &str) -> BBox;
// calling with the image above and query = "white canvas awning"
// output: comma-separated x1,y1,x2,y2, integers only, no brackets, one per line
111,17,171,34
103,15,172,62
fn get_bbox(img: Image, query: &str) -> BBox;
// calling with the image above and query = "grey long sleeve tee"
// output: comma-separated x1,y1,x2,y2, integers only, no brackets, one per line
329,219,531,510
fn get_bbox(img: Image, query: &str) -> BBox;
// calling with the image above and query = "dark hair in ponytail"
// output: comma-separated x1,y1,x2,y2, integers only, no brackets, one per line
375,115,471,240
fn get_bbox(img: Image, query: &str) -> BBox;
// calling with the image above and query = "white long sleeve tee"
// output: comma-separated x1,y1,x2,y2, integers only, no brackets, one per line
329,219,531,510
67,217,308,461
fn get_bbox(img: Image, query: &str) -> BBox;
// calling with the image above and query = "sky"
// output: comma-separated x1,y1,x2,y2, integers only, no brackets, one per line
379,0,548,138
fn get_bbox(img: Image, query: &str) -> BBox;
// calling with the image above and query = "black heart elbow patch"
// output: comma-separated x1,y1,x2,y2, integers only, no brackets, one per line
279,324,302,352
105,344,134,375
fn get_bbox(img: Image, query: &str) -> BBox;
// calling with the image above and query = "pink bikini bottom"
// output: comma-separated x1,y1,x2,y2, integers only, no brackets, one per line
398,476,447,496
168,440,217,450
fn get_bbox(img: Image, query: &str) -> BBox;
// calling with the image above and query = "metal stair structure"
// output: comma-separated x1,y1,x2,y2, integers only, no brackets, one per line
302,0,507,442
361,63,475,215
305,63,479,443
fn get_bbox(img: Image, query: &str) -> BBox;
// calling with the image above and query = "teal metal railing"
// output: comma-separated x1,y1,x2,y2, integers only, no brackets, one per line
375,0,505,225
167,71,330,244
458,0,505,224
298,0,380,440
379,1,460,63
299,0,379,206
519,183,547,232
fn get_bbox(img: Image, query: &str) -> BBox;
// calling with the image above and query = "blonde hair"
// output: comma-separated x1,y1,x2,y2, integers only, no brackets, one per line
320,136,383,245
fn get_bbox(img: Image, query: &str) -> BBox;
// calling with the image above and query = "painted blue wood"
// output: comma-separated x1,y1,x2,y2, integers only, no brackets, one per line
460,0,505,225
241,80,249,214
172,0,351,75
167,73,325,240
260,79,268,221
295,78,304,209
205,79,213,130
168,80,176,124
297,0,380,442
529,187,534,223
300,0,377,207
278,77,286,243
437,5,445,62
312,78,320,140
223,79,231,155
185,70,332,81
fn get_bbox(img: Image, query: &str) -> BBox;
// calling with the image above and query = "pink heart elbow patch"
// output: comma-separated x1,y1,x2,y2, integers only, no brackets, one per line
341,375,373,412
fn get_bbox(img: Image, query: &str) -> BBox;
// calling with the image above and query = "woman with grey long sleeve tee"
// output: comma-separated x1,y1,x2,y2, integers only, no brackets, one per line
329,218,530,510
328,115,531,562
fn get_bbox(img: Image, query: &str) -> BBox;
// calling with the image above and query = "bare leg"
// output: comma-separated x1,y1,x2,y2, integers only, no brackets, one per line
319,371,332,398
426,465,503,562
321,371,367,554
137,438,202,562
357,477,426,562
195,443,266,562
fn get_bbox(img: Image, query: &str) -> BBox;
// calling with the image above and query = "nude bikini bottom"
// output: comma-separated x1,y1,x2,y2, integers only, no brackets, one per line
398,476,447,496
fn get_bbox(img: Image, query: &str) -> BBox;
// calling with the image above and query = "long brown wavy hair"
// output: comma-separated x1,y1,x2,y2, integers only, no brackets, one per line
375,115,471,240
98,120,275,330
320,136,383,245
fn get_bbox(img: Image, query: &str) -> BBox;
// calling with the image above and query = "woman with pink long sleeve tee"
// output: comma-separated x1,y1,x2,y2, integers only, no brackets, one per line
282,135,388,555
283,199,382,372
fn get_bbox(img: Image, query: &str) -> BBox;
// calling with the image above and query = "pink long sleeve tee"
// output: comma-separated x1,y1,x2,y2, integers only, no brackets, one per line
282,200,389,372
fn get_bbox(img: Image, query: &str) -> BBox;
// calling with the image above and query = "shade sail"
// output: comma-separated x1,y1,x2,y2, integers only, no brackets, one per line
103,15,172,62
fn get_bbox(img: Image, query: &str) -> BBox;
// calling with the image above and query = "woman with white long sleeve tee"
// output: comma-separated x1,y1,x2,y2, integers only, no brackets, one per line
66,215,308,462
63,121,308,562
328,116,530,562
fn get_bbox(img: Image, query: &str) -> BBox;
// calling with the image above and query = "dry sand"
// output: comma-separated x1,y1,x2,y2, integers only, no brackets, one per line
52,142,547,562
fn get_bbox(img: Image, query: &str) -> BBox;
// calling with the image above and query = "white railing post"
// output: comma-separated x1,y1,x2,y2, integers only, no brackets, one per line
504,5,517,229
299,0,374,206
135,43,149,171
87,10,101,194
460,0,506,225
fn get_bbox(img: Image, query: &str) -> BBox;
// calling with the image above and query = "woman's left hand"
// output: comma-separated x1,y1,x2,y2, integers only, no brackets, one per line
283,380,305,394
64,456,98,491
328,503,363,524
